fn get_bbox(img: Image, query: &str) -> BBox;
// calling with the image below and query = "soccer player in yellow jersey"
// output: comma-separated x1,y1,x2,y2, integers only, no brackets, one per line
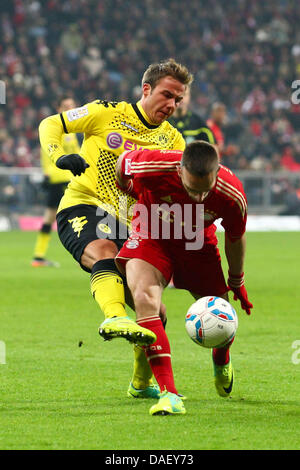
39,59,193,399
32,96,80,267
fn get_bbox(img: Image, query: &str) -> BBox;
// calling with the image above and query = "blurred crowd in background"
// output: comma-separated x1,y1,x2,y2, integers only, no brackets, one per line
0,0,299,172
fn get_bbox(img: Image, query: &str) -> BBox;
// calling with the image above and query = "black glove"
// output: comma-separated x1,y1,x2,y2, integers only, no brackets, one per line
56,154,89,176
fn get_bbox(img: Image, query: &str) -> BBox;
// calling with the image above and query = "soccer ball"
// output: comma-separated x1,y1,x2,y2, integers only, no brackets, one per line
185,296,238,348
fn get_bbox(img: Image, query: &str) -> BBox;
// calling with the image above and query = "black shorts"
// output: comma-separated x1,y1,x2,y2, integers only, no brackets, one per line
46,182,69,209
56,204,129,272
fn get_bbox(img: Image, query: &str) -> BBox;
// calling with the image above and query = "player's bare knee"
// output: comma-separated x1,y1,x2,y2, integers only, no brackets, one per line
132,290,160,317
81,239,118,269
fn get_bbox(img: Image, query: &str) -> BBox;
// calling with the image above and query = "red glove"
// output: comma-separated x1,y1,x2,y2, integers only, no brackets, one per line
228,272,253,315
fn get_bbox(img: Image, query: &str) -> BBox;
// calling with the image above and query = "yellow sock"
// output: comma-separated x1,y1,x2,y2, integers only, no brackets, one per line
132,344,154,390
90,259,127,319
33,227,51,259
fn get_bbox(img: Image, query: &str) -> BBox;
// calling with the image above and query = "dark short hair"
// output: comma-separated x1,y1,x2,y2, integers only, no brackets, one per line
142,58,193,89
181,141,219,177
55,95,76,109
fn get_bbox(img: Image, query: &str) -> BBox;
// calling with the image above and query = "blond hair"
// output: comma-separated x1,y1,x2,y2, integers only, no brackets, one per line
142,58,193,89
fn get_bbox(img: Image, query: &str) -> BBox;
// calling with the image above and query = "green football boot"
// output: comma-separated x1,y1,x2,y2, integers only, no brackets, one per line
213,356,234,397
127,382,161,399
99,316,157,346
149,391,186,416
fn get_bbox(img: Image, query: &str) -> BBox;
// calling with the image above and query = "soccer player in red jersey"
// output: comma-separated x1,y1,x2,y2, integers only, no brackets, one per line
115,140,253,415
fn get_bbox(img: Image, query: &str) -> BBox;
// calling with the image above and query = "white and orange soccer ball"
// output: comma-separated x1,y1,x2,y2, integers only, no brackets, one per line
185,296,238,348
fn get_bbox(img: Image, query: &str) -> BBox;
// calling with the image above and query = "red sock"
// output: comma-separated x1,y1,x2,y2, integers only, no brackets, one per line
137,316,178,394
212,337,234,366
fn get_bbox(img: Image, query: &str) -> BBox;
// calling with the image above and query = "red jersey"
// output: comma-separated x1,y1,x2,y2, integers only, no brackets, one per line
120,149,247,249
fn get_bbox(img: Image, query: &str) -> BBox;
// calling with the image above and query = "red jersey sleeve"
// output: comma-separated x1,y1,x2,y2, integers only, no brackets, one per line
130,149,182,176
116,150,139,199
216,167,247,240
220,201,247,240
121,149,182,193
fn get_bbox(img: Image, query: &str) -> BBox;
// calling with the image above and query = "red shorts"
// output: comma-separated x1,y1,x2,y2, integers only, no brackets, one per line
116,236,228,297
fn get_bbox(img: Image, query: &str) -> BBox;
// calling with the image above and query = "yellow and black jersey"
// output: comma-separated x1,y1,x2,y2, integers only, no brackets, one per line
41,133,80,184
169,111,215,145
39,100,185,225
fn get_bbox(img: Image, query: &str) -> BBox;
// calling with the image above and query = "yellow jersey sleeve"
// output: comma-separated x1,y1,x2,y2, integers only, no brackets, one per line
40,133,80,184
62,133,81,155
39,101,103,165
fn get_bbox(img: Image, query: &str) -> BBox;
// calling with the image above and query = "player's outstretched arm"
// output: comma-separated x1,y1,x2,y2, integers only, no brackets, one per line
225,233,253,315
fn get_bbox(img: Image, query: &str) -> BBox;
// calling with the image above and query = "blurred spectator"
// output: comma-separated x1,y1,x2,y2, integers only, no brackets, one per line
206,102,240,167
280,184,300,215
82,47,104,78
60,24,84,62
0,0,299,171
207,103,227,153
280,146,300,171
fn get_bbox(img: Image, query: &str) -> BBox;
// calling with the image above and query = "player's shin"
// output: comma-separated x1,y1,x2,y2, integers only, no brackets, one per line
33,223,51,259
212,337,234,366
132,344,154,390
137,315,178,395
90,259,127,318
213,338,234,397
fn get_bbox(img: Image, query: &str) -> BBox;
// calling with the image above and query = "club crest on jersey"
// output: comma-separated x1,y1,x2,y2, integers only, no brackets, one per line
158,134,169,147
126,239,139,249
106,132,123,149
48,143,59,154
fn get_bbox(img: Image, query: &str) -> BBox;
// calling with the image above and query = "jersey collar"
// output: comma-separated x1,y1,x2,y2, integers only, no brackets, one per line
132,101,160,129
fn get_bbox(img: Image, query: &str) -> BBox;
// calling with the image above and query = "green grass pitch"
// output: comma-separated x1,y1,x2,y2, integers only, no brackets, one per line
0,230,299,450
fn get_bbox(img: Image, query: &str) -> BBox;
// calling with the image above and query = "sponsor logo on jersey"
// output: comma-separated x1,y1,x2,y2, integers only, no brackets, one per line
106,132,123,149
66,106,89,122
68,216,88,238
121,121,139,133
106,132,171,153
123,140,145,152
